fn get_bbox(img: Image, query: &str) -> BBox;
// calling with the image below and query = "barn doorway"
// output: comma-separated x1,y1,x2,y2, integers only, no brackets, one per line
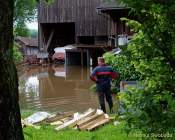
40,22,75,54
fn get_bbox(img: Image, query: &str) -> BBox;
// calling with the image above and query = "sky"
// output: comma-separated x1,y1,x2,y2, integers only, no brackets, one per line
26,22,38,30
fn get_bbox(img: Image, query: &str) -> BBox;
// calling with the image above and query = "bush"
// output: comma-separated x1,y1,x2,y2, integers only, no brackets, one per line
13,43,23,62
117,0,175,138
103,52,141,93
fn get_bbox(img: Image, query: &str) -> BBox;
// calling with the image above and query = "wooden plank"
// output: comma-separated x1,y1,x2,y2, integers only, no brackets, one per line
86,118,109,131
69,109,96,126
55,108,96,131
46,30,54,50
78,114,105,130
50,121,63,126
77,113,104,129
76,110,104,126
60,117,72,123
80,49,83,66
46,111,74,123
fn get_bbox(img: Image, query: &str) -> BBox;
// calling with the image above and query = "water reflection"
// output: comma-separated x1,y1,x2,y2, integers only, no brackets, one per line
25,76,39,95
18,65,99,112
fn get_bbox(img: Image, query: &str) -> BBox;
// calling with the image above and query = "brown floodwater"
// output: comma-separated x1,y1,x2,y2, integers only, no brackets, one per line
18,65,99,112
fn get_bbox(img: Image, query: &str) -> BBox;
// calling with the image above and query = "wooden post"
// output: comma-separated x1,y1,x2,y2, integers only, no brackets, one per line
45,30,55,51
65,51,68,66
39,24,43,51
86,50,90,66
81,49,83,66
42,29,46,51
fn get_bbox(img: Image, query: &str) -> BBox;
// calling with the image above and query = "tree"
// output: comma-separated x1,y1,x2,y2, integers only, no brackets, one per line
14,0,37,23
14,0,37,37
118,0,175,137
103,52,141,92
0,0,54,139
0,1,24,140
13,43,23,63
14,21,30,37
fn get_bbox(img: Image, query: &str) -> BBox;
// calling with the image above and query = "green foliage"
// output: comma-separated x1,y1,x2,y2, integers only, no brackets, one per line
13,43,23,62
14,0,37,37
14,21,30,37
117,0,175,138
44,0,55,4
14,0,37,23
103,52,141,93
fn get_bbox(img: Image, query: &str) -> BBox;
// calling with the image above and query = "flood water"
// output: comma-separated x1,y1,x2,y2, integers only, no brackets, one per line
18,65,99,112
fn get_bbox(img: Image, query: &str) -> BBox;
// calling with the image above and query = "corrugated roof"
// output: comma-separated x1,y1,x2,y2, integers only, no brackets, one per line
16,36,38,47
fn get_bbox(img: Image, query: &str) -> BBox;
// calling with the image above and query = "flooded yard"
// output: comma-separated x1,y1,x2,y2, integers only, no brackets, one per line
18,65,99,112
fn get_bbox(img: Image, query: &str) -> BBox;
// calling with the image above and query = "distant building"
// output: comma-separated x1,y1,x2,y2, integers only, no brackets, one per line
15,36,38,56
15,36,39,64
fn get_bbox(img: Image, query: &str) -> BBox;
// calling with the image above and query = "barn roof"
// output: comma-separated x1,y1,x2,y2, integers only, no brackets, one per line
15,36,38,47
97,0,128,11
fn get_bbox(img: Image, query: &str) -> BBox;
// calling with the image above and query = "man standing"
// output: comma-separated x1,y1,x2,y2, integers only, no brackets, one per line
90,57,118,113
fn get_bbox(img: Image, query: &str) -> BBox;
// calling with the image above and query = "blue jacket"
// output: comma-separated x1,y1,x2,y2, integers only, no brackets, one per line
90,64,118,92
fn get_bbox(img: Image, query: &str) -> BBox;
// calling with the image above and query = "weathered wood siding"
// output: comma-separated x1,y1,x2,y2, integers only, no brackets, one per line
26,47,39,56
39,0,108,36
106,10,132,36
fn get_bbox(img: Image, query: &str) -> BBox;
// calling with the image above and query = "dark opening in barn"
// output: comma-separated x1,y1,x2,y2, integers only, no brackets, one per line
65,49,90,66
40,22,75,54
77,36,95,45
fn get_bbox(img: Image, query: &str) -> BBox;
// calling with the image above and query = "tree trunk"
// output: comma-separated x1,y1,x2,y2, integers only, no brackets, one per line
0,1,24,140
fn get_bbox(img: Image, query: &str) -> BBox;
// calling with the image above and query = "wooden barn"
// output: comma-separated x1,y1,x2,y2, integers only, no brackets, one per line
15,36,38,56
15,36,39,64
96,1,132,47
38,0,130,65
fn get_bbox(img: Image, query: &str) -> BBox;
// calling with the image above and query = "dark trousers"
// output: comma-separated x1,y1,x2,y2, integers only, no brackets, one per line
97,90,113,113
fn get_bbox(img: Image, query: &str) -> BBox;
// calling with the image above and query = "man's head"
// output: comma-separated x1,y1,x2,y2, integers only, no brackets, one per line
98,57,105,65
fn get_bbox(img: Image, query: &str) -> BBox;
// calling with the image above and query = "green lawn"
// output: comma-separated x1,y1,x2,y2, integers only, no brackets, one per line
23,122,143,140
21,110,141,140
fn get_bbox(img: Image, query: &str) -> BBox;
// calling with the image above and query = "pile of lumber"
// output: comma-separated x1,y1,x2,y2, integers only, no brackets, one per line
54,108,110,131
22,108,111,131
76,110,109,131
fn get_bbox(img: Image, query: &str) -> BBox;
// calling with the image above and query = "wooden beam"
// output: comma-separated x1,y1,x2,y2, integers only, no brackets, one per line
39,24,44,51
42,30,46,49
81,49,83,66
86,118,109,131
77,113,104,129
46,111,74,123
50,121,63,126
78,114,105,130
45,30,55,51
55,109,95,131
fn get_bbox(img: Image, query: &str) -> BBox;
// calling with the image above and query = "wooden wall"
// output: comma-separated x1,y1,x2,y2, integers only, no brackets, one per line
39,0,108,36
106,9,132,36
